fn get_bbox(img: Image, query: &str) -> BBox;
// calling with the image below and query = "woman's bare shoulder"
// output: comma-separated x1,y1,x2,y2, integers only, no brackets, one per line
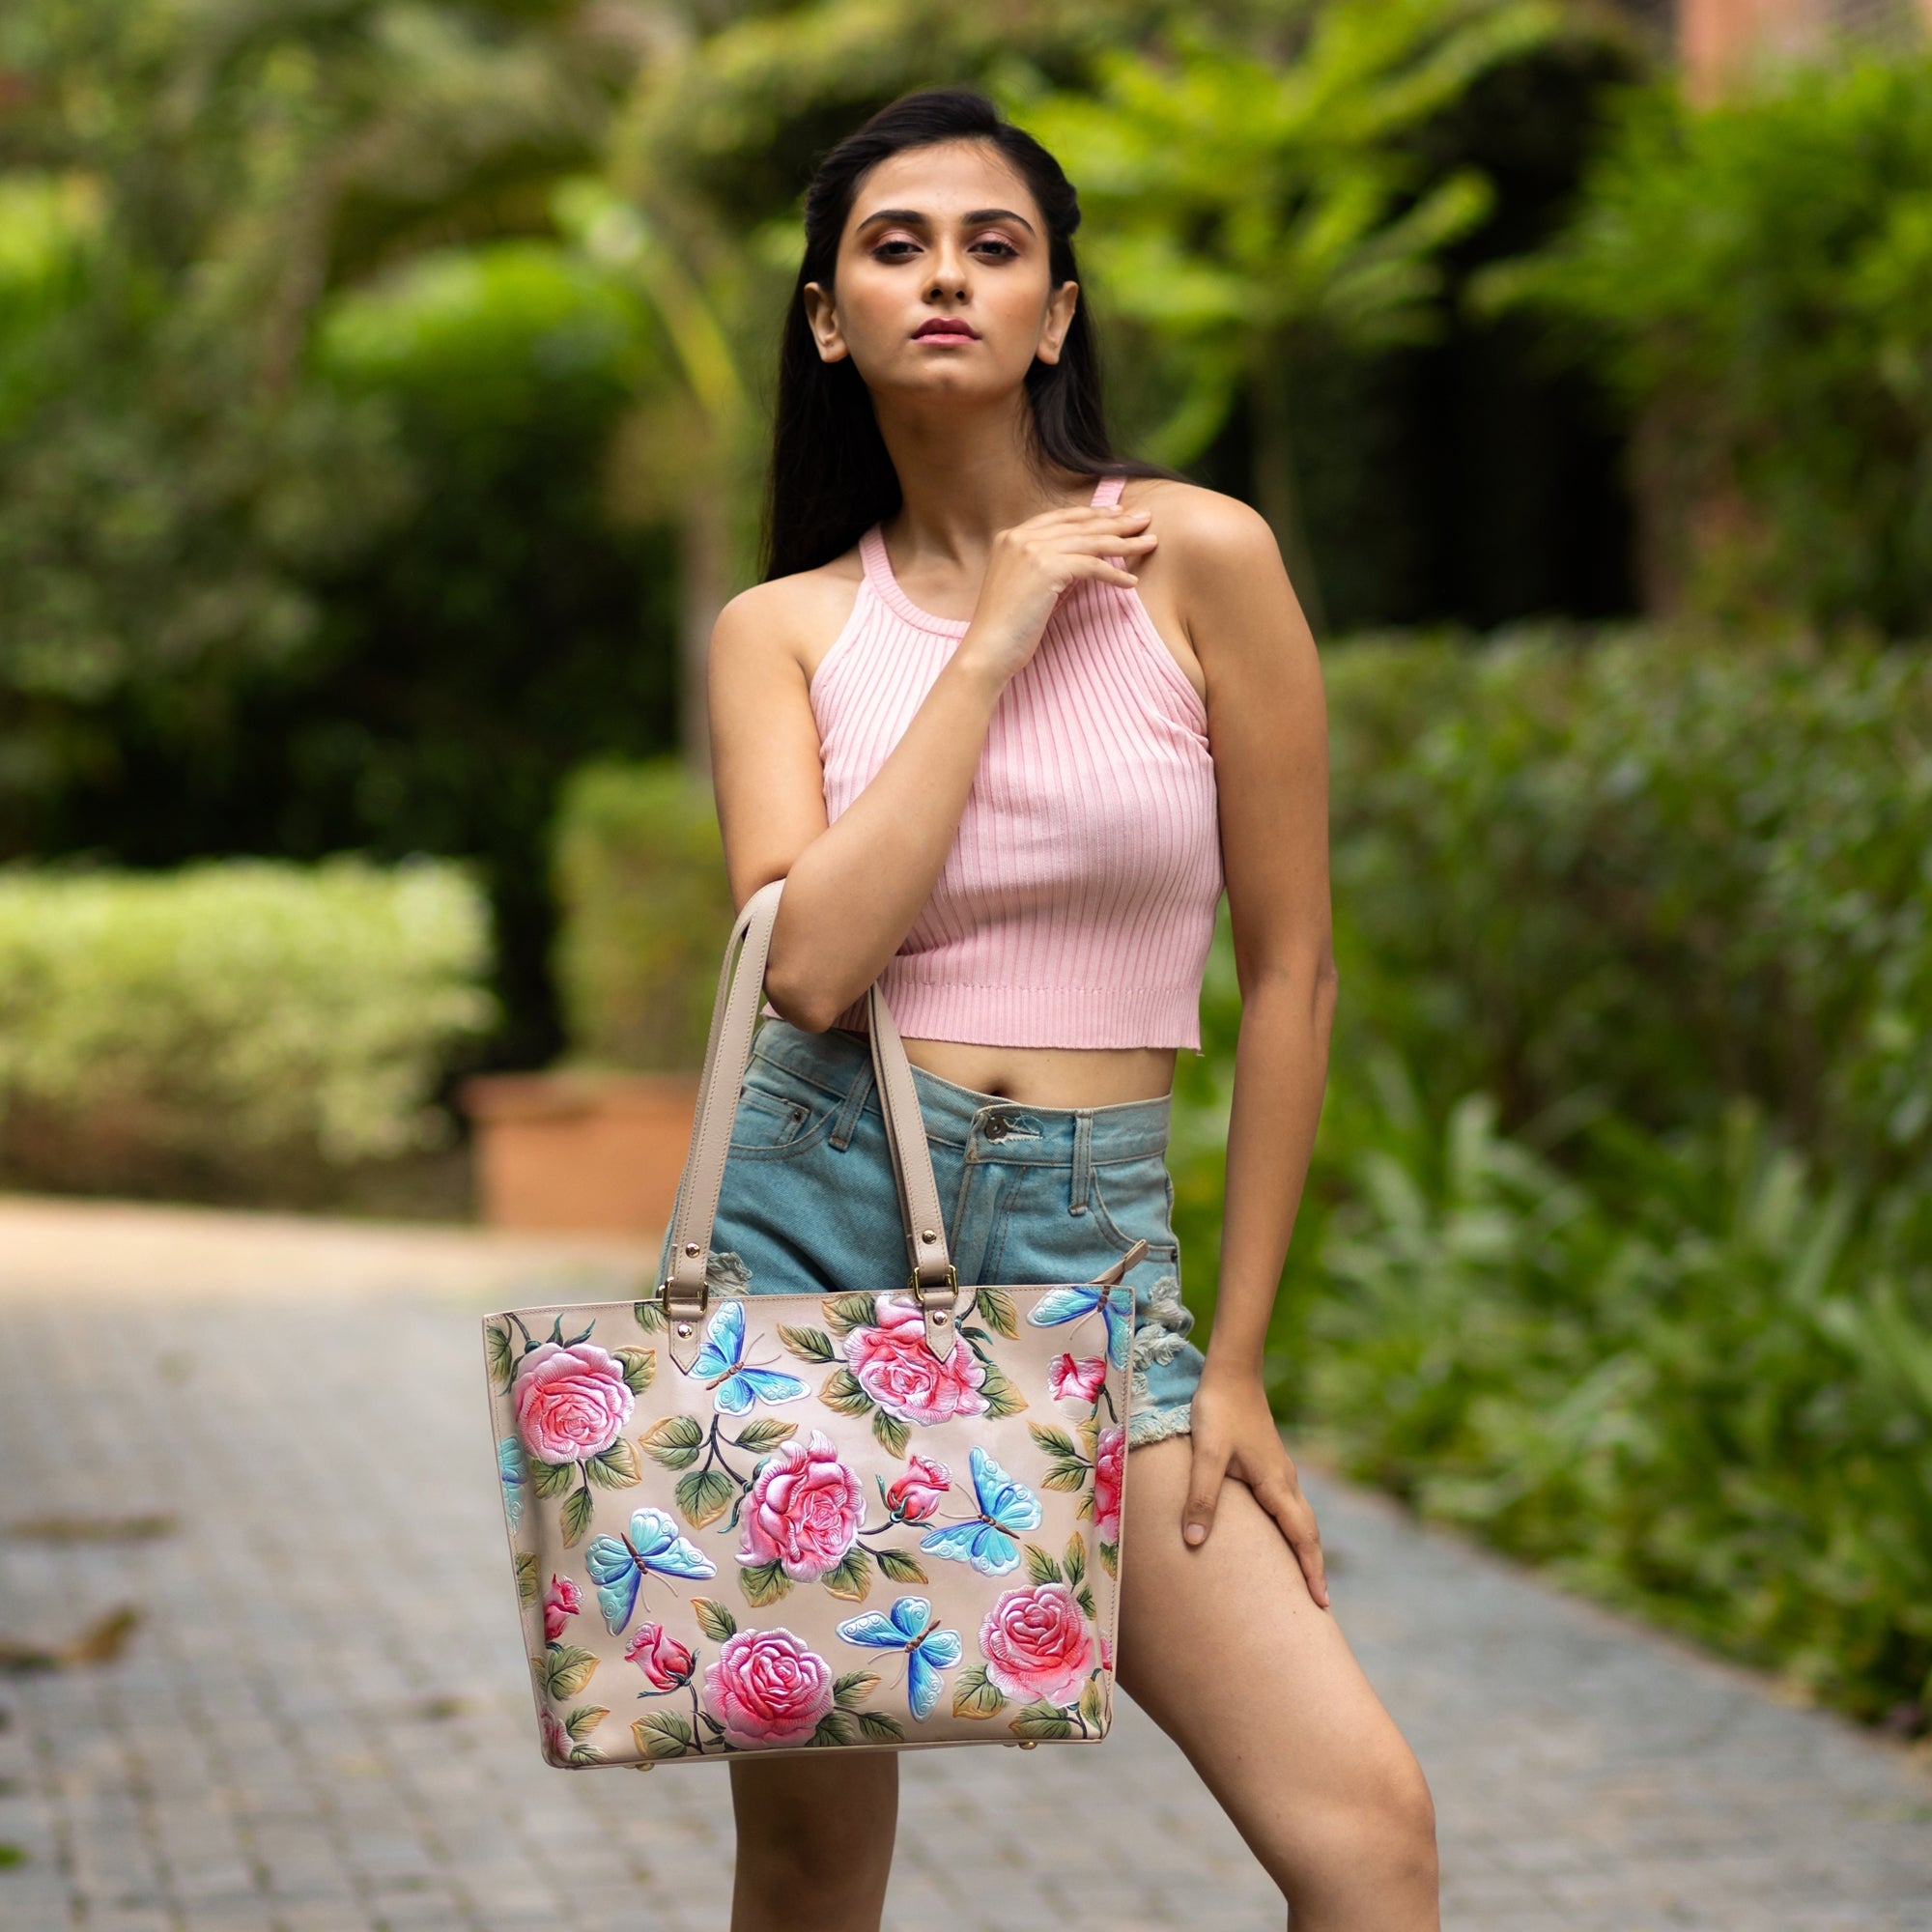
1115,474,1279,565
712,550,866,691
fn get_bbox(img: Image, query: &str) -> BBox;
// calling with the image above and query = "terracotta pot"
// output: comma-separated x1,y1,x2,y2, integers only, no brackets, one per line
460,1069,700,1239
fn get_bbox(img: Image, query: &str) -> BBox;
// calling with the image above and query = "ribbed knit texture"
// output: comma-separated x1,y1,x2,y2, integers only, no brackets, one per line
764,471,1223,1051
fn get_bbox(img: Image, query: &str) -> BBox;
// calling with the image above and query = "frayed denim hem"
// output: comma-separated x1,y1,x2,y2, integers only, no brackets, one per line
1127,1399,1193,1447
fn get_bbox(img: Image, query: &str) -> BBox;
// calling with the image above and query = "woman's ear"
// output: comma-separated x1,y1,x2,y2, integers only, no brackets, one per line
802,282,849,364
1035,279,1078,367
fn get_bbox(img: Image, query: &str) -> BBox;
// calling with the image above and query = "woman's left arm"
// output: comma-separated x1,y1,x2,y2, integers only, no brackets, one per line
1171,490,1337,1607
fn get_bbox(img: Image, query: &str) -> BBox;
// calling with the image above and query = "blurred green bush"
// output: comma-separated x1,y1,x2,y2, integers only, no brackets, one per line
1167,628,1932,1725
1486,50,1932,634
551,757,737,1071
0,857,496,1203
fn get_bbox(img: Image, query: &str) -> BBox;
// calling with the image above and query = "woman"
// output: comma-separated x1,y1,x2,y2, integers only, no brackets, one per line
667,84,1438,1932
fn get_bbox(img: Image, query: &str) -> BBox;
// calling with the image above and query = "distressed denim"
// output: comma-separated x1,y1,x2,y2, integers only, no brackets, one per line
657,1018,1204,1448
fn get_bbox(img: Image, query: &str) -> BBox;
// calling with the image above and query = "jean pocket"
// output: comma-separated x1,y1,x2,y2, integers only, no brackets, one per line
1086,1153,1181,1266
726,1060,841,1161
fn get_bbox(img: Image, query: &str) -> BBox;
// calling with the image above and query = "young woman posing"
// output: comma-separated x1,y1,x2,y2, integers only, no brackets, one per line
665,84,1439,1932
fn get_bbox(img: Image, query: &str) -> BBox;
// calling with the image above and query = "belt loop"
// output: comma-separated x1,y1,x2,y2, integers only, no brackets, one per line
1069,1110,1094,1214
829,1058,874,1151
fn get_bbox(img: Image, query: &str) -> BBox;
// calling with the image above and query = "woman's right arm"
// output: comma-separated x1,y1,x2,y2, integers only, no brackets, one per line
708,503,1156,1030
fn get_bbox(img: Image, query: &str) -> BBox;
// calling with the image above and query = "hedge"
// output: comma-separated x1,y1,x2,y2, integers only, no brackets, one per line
0,857,496,1197
1177,628,1932,1728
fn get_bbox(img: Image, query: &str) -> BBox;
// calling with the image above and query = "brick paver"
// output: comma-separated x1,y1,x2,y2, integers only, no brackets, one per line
1,1195,1928,1931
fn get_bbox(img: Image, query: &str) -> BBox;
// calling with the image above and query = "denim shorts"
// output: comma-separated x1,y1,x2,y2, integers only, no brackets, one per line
655,1018,1205,1448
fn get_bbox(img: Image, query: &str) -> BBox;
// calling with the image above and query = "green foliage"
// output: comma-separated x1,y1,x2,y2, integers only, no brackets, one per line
0,857,495,1192
1482,51,1932,633
550,758,737,1070
1306,1073,1932,1723
1206,627,1932,1724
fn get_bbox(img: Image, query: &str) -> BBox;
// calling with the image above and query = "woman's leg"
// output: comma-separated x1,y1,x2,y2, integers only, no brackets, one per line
1115,1435,1440,1930
727,1751,899,1932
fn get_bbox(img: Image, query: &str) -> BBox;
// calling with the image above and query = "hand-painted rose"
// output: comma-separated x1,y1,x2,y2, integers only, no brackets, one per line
703,1627,835,1748
511,1340,634,1463
737,1427,865,1579
979,1580,1095,1706
844,1294,989,1425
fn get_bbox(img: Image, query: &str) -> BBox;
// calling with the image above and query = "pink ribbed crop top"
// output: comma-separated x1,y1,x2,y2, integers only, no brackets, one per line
764,471,1224,1051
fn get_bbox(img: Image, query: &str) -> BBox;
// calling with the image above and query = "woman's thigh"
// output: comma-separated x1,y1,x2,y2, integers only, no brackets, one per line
1115,1435,1436,1911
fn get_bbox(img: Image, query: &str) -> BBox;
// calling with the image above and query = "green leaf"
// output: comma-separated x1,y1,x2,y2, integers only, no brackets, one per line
1079,1676,1104,1728
820,1367,873,1417
821,1546,872,1602
1076,1493,1095,1521
809,1707,858,1747
639,1414,706,1470
1029,1423,1081,1460
544,1642,599,1699
952,1662,1007,1719
823,1293,881,1335
634,1298,668,1333
515,1551,539,1606
674,1467,737,1530
976,1285,1019,1339
586,1436,640,1490
871,1407,910,1457
690,1596,737,1643
1064,1533,1087,1586
833,1669,880,1707
529,1457,578,1499
612,1347,656,1397
979,1359,1028,1419
1077,1583,1096,1621
567,1743,604,1765
1023,1543,1063,1585
779,1324,837,1363
858,1708,907,1741
1009,1699,1077,1740
565,1703,608,1741
560,1487,594,1548
485,1322,514,1391
1098,1539,1119,1579
732,1418,798,1451
633,1711,696,1759
1041,1460,1092,1493
740,1557,792,1608
876,1547,927,1583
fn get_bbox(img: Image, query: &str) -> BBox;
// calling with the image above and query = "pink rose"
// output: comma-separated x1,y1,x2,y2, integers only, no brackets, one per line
703,1627,835,1748
1099,1630,1114,1676
1093,1423,1125,1544
512,1340,634,1463
979,1581,1095,1707
542,1572,581,1642
884,1454,951,1523
624,1620,696,1690
1049,1353,1108,1405
538,1707,572,1766
737,1428,864,1580
844,1294,989,1425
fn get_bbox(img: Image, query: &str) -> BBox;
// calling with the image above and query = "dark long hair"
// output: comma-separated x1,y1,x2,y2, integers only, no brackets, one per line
761,85,1188,583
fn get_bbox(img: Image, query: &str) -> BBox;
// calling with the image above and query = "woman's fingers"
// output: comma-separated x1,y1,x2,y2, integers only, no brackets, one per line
1182,1430,1232,1547
1253,1467,1329,1608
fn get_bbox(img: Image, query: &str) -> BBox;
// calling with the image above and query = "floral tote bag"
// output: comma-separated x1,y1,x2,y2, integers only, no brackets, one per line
481,874,1139,1769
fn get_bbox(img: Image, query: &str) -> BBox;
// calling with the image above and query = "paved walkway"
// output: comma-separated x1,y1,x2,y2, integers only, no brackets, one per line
0,1195,1927,1931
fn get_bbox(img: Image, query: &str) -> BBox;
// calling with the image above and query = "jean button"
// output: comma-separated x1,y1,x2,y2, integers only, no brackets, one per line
982,1113,1009,1141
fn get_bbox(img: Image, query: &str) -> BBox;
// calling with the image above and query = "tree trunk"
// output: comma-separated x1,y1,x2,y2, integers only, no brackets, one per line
1249,346,1328,639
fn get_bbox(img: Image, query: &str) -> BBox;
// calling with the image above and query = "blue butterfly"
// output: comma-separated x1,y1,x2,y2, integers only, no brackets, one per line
836,1595,963,1721
1025,1283,1134,1369
497,1435,528,1532
694,1299,810,1414
584,1507,717,1635
918,1445,1042,1576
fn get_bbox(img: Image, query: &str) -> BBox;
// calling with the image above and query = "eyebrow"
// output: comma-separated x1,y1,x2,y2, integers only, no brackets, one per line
855,207,1037,238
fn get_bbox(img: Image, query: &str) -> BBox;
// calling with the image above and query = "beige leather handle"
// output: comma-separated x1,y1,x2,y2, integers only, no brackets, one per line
660,876,959,1371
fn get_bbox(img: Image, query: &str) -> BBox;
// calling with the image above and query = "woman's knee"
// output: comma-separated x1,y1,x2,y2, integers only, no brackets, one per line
1278,1748,1438,1907
730,1752,898,1899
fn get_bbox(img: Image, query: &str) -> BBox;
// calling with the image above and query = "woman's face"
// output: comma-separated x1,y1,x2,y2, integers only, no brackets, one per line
802,138,1076,407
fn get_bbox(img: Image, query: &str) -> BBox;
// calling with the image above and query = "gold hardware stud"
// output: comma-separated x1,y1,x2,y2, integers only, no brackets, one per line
933,1311,949,1325
1016,1738,1037,1749
684,1242,699,1257
922,1229,937,1242
676,1323,692,1338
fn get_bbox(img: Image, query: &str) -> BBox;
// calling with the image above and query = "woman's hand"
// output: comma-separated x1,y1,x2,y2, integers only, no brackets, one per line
1181,1358,1330,1608
957,503,1157,687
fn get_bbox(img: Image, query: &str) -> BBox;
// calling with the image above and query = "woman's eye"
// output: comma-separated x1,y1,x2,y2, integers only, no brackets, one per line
871,238,1021,262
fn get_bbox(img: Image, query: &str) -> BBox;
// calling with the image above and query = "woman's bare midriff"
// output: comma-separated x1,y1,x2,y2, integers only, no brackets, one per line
895,1037,1179,1107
